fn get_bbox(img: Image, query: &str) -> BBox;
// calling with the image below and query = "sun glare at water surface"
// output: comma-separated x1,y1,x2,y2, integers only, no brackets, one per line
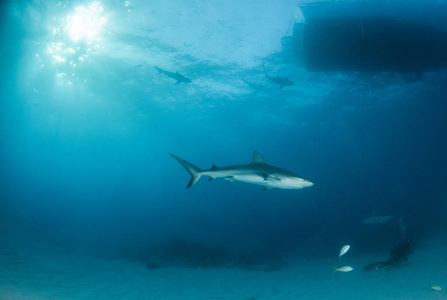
66,2,106,42
46,2,106,65
35,1,108,87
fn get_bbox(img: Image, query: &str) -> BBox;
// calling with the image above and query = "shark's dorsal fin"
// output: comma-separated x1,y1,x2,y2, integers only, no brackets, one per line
211,165,218,169
251,151,266,164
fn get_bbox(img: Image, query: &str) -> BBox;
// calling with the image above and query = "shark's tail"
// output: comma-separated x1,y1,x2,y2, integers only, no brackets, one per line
169,153,203,188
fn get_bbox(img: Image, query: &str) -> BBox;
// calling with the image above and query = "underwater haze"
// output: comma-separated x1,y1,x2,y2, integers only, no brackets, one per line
1,0,447,299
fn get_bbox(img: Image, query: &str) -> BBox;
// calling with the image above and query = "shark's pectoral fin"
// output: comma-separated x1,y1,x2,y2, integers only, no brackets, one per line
257,173,268,181
263,186,274,191
211,165,218,169
278,85,284,90
224,176,235,183
258,173,281,181
175,81,181,85
208,177,215,181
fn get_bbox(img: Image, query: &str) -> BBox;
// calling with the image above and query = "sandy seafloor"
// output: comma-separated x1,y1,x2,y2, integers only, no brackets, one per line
1,235,446,300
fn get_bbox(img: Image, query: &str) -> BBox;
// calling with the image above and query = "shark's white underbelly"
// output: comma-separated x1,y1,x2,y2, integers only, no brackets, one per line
230,174,266,184
200,164,312,190
231,175,306,189
204,171,302,189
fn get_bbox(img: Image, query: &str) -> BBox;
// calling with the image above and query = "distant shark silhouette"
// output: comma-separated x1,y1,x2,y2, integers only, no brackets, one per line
154,66,192,85
262,65,295,90
169,151,313,190
363,212,393,224
239,77,269,92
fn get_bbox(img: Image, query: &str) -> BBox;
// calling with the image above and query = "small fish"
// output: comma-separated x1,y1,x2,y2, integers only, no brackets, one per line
333,266,353,273
430,286,442,291
339,245,350,261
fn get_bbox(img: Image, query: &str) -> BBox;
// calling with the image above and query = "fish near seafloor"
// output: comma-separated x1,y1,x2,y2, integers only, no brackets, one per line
333,266,353,273
339,245,350,259
363,215,393,224
169,151,313,190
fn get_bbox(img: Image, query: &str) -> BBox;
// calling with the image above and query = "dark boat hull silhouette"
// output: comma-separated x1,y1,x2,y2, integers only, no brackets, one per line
285,4,447,73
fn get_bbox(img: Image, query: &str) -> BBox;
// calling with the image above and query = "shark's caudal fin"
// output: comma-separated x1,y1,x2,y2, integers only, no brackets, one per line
169,153,203,188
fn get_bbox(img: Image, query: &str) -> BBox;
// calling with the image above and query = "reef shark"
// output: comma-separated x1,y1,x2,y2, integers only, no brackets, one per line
154,66,192,85
263,65,295,90
169,151,313,190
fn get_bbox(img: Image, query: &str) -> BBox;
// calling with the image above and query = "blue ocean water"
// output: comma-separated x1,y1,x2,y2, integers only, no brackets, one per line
1,0,447,298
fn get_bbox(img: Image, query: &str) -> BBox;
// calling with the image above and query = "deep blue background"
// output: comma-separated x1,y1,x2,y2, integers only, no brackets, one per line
1,0,446,261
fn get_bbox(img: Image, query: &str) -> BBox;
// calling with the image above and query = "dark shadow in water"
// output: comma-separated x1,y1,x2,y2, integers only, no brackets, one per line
124,237,284,271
